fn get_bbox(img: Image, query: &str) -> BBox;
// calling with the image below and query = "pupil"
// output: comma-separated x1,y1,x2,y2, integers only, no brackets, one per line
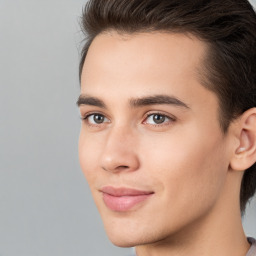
94,114,104,124
153,114,165,124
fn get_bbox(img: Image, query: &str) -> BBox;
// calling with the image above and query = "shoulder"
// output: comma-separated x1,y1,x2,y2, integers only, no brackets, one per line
247,237,256,256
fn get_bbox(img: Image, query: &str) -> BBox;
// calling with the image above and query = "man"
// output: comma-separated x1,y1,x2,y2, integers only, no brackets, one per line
77,0,256,255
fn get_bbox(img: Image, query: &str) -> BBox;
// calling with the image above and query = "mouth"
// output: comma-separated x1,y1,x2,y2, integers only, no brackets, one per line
100,186,154,212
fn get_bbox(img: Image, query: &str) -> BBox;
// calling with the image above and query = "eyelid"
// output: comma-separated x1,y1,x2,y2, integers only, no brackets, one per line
80,112,111,126
144,111,176,120
81,110,108,119
143,111,176,126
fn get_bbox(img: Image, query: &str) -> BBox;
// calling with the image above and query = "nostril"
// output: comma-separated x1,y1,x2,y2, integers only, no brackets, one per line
102,165,130,172
115,165,130,171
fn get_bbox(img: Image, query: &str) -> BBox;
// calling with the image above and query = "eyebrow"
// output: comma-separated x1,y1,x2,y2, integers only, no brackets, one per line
77,94,190,109
130,95,190,109
77,95,106,108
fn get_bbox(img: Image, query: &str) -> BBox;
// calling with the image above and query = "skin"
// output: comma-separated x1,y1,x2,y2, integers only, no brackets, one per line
78,31,254,256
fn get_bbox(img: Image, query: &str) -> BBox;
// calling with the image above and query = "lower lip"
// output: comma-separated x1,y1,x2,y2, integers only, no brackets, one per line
102,193,153,212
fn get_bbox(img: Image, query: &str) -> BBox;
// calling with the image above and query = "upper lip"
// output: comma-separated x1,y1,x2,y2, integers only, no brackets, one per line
100,186,154,197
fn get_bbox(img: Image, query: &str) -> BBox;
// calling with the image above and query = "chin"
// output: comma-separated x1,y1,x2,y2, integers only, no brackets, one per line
102,215,168,248
103,220,141,247
101,215,151,247
109,237,138,248
106,230,151,248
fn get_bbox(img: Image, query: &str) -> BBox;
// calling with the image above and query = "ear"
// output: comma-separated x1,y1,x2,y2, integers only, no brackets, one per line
230,108,256,172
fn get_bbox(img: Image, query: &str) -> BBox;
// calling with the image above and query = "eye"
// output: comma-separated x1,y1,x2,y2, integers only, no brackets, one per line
83,113,110,125
144,113,173,125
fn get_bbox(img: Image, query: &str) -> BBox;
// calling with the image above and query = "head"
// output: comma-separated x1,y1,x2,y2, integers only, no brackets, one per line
78,0,256,247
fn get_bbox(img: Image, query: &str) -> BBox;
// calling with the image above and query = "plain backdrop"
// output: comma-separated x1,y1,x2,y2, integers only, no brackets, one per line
0,1,255,255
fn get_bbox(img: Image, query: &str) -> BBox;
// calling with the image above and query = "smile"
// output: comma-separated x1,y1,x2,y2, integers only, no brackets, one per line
100,186,154,212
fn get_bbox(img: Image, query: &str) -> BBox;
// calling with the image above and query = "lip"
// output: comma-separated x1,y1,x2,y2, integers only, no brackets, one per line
100,186,154,212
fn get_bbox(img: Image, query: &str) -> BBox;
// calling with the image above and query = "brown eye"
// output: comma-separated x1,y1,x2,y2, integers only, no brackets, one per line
93,114,105,124
153,114,166,124
144,113,173,126
85,113,110,125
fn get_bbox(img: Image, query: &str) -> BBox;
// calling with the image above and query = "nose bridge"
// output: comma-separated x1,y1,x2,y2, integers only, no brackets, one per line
100,124,139,172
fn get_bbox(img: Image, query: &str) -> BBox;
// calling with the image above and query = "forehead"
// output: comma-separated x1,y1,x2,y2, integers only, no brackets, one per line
81,31,208,89
80,31,214,109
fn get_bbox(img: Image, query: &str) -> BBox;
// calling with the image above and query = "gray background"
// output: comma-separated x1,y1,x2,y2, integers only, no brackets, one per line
0,1,255,255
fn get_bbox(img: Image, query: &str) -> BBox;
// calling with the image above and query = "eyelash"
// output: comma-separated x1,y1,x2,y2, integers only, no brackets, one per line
80,112,176,127
143,112,175,126
80,112,109,127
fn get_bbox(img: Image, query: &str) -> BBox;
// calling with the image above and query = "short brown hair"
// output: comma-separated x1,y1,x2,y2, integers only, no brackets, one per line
79,0,256,214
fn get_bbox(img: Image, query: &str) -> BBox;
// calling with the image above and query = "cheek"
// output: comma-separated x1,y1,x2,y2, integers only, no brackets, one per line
78,130,102,183
139,126,227,209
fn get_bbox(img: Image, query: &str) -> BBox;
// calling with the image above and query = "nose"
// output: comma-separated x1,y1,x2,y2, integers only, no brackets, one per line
100,126,140,173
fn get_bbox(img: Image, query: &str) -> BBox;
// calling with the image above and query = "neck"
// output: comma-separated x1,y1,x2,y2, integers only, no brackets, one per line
135,173,251,256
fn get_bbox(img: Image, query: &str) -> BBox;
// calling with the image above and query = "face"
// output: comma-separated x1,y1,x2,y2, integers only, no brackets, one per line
78,31,231,247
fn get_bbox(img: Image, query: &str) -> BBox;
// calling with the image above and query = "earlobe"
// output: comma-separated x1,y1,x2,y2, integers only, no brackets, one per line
230,108,256,172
